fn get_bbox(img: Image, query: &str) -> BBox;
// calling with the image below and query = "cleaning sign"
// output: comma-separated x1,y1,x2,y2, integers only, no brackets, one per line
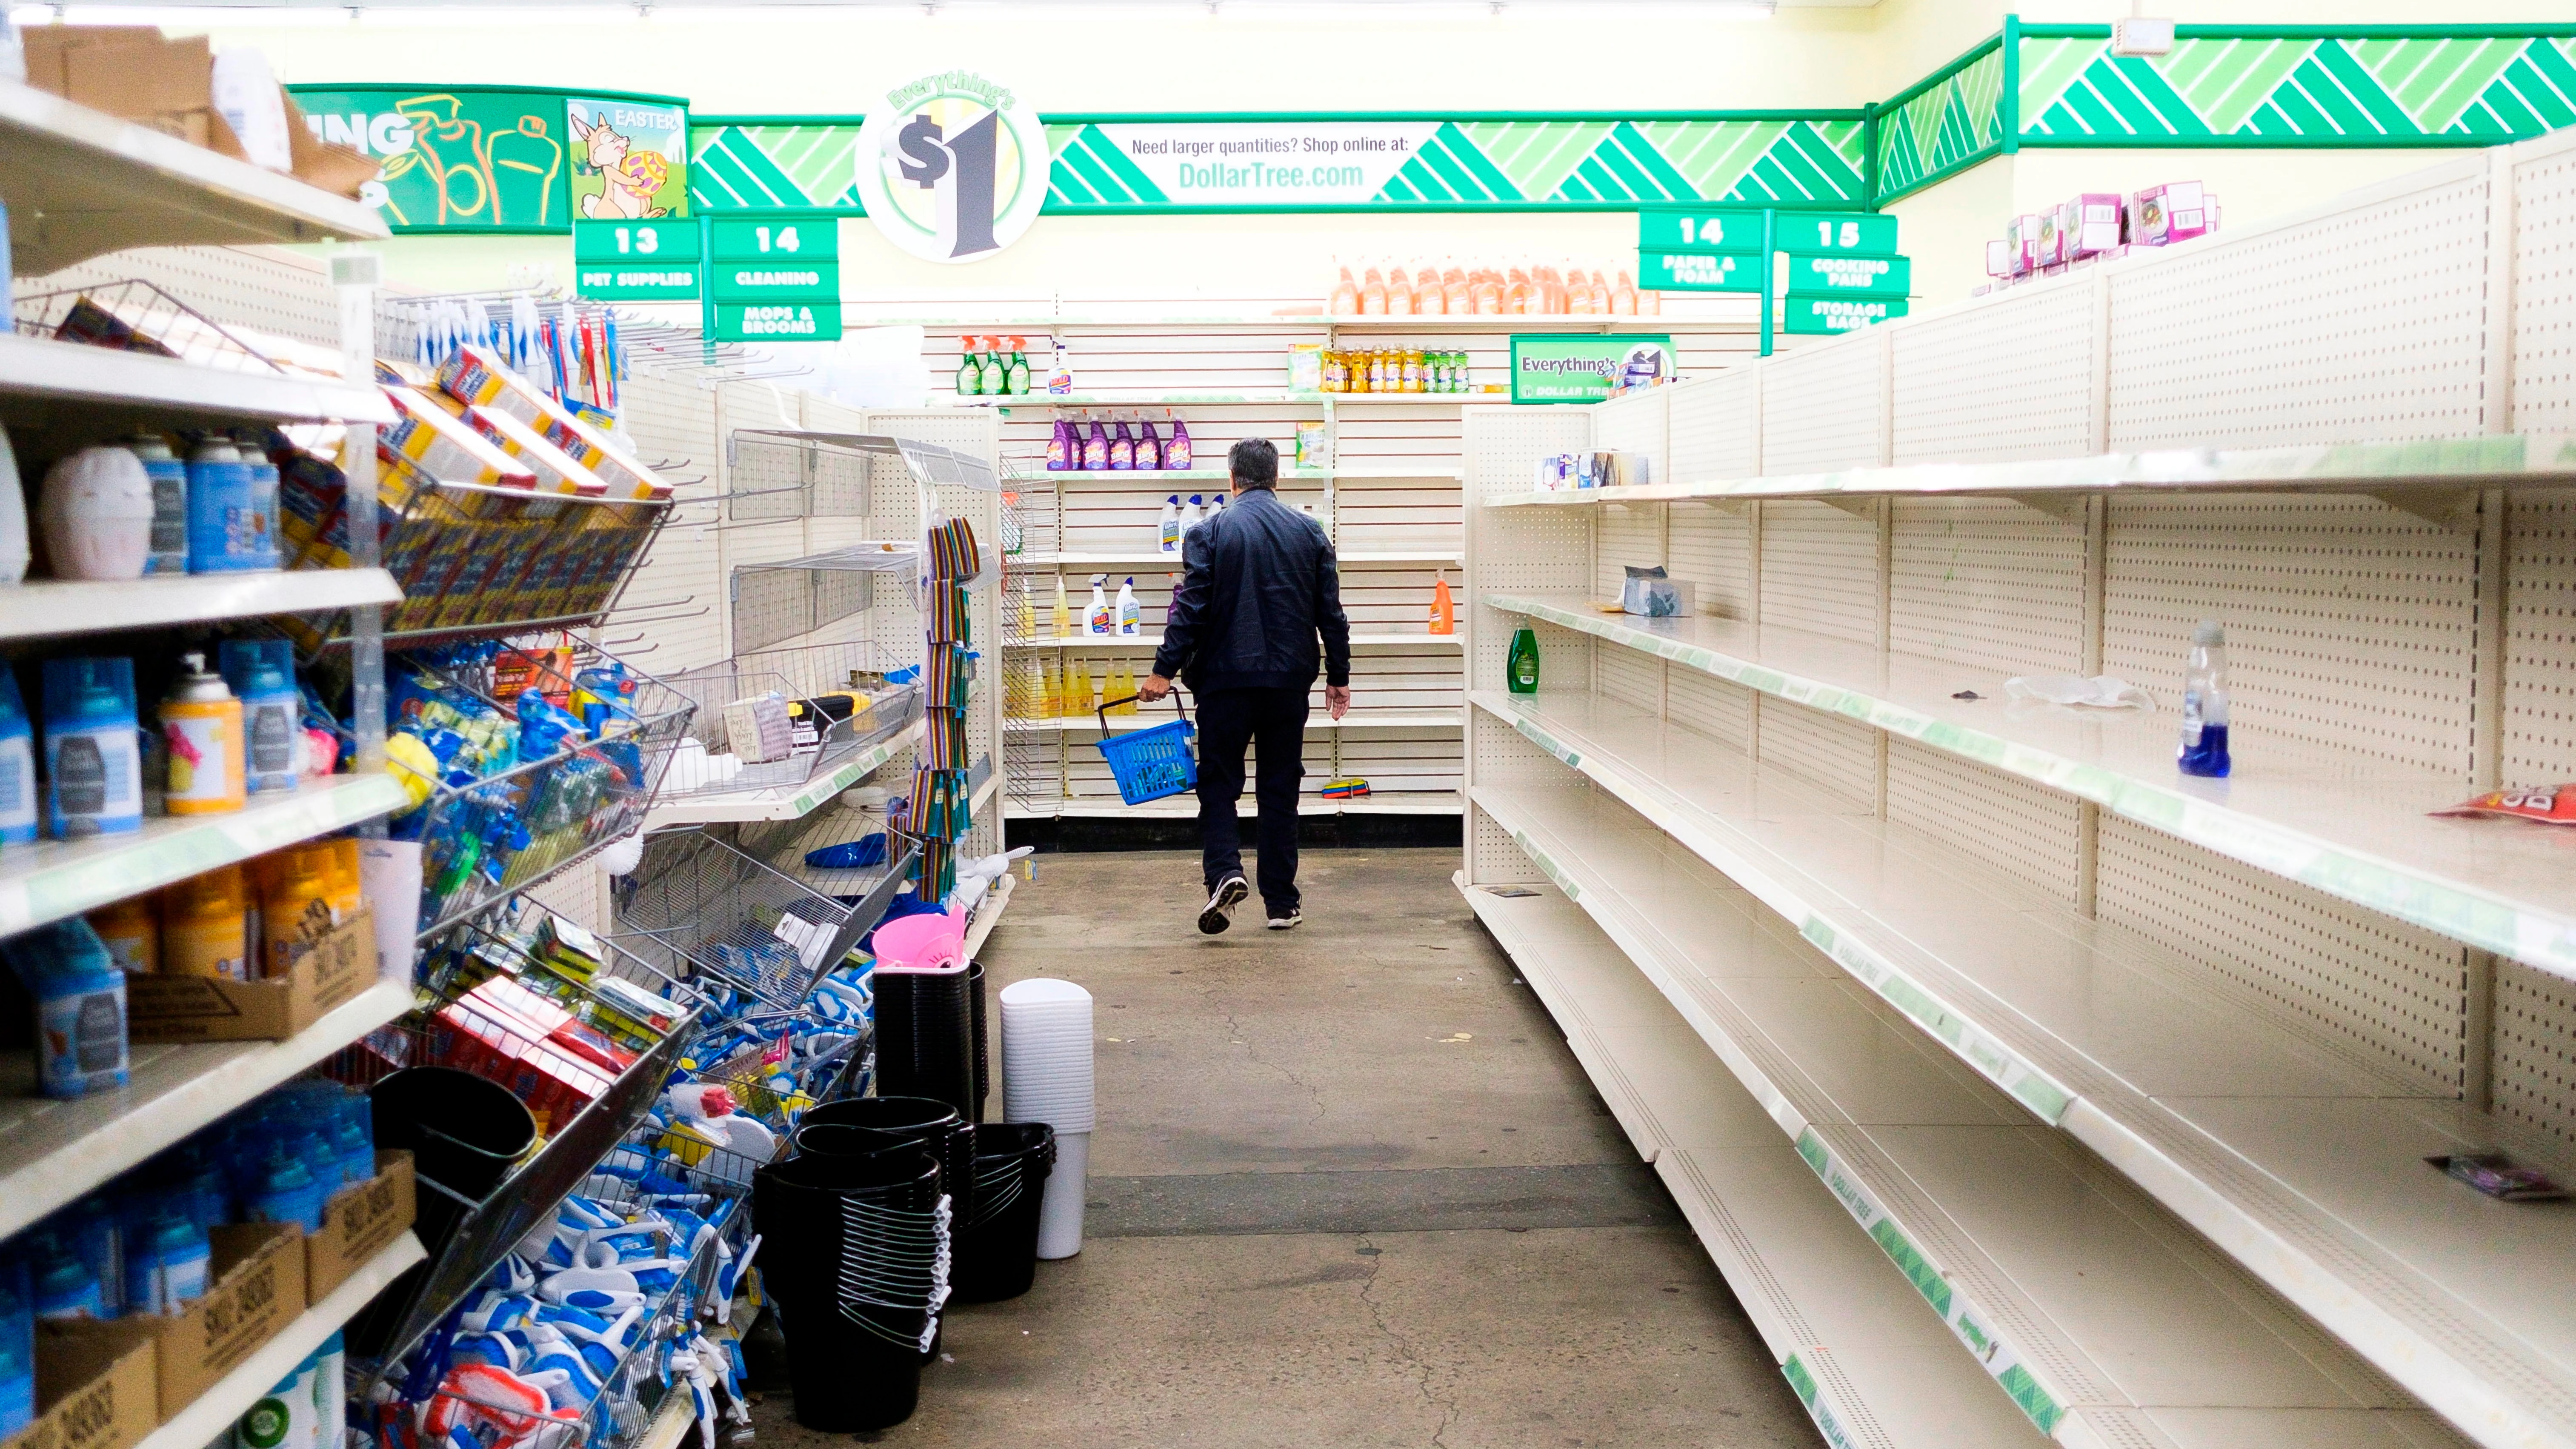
857,69,1049,264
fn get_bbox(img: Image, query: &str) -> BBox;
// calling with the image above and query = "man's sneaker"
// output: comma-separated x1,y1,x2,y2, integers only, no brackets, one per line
1199,876,1249,935
1267,909,1303,931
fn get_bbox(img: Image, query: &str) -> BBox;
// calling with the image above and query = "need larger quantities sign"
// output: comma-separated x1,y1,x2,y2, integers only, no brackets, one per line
1510,335,1674,406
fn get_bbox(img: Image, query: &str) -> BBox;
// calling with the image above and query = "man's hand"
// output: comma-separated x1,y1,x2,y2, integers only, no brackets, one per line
1138,673,1174,703
1325,685,1351,720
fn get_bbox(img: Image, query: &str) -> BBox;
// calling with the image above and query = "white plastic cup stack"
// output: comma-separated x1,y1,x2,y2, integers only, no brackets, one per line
999,977,1095,1259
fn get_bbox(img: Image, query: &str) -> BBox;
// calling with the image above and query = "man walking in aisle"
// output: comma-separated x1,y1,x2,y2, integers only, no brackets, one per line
1139,437,1351,935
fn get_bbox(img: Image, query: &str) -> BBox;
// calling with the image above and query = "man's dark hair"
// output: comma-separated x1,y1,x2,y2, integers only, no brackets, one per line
1229,437,1279,489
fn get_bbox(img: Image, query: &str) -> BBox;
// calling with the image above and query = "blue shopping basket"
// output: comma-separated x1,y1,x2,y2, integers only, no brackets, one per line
1094,693,1197,805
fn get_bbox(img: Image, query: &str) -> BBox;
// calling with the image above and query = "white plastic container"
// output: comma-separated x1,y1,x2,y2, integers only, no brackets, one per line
1001,976,1096,1260
209,49,293,172
0,427,27,585
38,448,152,581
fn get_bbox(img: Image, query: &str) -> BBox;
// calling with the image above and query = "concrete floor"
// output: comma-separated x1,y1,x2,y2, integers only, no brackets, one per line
752,848,1814,1447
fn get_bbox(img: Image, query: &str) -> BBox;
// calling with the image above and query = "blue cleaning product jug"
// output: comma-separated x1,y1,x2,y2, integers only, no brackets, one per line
27,1234,103,1322
0,1257,34,1438
40,658,140,839
220,639,301,795
2,920,128,1098
0,669,34,845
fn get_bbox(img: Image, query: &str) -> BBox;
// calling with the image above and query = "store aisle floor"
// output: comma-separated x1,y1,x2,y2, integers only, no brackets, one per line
753,849,1812,1447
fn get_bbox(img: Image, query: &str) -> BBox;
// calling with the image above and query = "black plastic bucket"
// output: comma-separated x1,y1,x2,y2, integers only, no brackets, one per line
754,1146,947,1432
366,1066,538,1251
803,1097,975,1231
874,967,976,1119
952,1121,1055,1303
968,960,989,1123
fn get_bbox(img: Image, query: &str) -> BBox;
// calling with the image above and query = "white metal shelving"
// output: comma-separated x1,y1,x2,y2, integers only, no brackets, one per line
1482,595,2576,982
1476,780,2477,1449
0,568,401,642
0,331,395,429
0,775,410,937
0,978,413,1240
0,80,389,273
1018,631,1461,651
133,1233,427,1449
645,721,923,827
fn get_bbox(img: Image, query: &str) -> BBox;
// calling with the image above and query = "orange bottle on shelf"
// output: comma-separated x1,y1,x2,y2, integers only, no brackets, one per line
1611,271,1639,315
1386,263,1414,315
1415,266,1443,316
1360,263,1388,315
1639,286,1662,316
1430,571,1456,635
1443,260,1470,316
1472,267,1504,315
1588,269,1613,313
1506,266,1535,314
1567,268,1596,315
1329,263,1359,316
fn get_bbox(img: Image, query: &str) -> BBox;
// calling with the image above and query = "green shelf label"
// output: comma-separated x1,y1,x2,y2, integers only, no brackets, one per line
1782,253,1910,297
711,260,841,303
709,217,839,262
1639,250,1764,294
1781,295,1908,334
572,219,699,263
711,302,844,342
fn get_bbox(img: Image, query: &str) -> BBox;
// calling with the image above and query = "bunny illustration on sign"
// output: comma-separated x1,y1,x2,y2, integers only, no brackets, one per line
570,110,671,220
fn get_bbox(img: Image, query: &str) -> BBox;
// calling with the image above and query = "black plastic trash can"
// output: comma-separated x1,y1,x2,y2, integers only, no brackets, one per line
754,1141,948,1432
873,965,977,1119
952,1121,1055,1303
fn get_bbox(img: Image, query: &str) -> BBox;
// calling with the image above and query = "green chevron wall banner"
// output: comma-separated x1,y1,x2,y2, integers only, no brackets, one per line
1872,39,2007,202
692,113,1870,215
2018,26,2576,144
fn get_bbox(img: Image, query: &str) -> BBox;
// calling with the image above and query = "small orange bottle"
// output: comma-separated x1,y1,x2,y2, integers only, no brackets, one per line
1360,264,1388,315
1442,260,1470,316
1472,268,1504,315
161,866,251,981
1329,264,1359,316
1506,266,1534,314
1386,265,1414,316
262,842,339,978
1429,572,1456,635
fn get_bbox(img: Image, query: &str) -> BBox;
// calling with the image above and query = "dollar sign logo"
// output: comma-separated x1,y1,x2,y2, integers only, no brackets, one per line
897,114,949,187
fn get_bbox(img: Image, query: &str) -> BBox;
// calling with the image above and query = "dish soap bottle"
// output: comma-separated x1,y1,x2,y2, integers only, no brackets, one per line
1086,574,1112,636
2177,620,2231,778
1115,577,1141,636
1430,571,1455,635
1507,626,1541,694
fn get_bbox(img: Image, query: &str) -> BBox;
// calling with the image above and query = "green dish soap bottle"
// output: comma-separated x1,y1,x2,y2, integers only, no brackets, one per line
1507,627,1541,694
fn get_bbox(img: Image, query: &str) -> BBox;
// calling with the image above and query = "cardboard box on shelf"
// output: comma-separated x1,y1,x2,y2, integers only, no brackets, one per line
21,28,243,158
0,1319,158,1449
127,909,377,1043
279,93,377,199
306,1151,417,1303
152,1222,306,1418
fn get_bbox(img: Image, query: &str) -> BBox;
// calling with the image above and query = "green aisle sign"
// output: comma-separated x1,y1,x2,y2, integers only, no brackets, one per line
711,260,841,303
1638,208,1768,254
712,303,845,342
1782,296,1909,335
573,219,702,300
1782,253,1910,298
1511,334,1674,405
1641,250,1764,293
709,217,836,261
1775,213,1898,255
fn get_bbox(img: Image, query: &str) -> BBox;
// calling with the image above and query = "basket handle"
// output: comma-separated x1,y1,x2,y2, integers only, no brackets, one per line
1098,689,1188,734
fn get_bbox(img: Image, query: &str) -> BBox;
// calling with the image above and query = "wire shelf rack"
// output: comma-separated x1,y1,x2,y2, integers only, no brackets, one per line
328,905,709,1378
659,639,921,802
612,829,911,1013
12,278,291,376
724,429,890,523
288,451,676,652
404,639,697,942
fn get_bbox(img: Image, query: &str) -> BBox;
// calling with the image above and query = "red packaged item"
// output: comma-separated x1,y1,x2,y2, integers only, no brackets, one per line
2434,785,2576,825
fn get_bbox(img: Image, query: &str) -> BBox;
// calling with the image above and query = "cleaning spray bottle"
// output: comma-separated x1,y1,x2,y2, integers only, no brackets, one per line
1083,417,1110,471
1137,414,1163,470
1086,574,1112,636
2177,620,2232,777
158,653,243,817
1158,496,1182,557
1109,417,1134,471
1045,417,1070,472
1179,495,1205,540
1115,577,1141,636
1430,571,1456,635
1166,413,1192,470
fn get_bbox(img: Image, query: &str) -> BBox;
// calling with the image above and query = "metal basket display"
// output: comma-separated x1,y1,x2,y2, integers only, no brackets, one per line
406,640,696,941
291,452,675,652
13,278,293,376
660,639,922,802
612,830,910,1012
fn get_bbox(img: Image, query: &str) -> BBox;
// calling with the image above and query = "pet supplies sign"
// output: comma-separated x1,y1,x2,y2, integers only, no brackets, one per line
568,97,690,221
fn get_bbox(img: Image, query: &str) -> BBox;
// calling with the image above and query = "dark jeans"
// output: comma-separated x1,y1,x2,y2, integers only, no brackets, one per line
1195,686,1310,914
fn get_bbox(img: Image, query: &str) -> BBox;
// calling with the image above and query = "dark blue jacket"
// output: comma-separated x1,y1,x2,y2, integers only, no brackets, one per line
1152,487,1350,693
